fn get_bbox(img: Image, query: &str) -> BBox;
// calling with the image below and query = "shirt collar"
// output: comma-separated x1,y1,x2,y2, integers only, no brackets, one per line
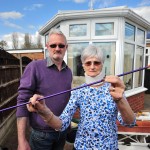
46,57,67,70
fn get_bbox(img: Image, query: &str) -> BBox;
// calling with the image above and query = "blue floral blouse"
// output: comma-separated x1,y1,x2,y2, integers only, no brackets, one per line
59,82,135,150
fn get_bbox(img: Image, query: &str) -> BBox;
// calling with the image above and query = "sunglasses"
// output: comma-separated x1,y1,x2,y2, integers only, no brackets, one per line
49,44,66,48
84,61,101,66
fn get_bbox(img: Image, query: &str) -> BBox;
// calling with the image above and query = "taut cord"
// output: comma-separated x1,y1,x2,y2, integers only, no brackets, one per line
0,65,150,112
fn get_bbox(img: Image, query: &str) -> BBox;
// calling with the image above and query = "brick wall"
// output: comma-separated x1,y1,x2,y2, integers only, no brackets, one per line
127,92,145,113
146,43,150,47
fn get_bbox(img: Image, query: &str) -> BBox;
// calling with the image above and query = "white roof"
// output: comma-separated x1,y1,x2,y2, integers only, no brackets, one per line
39,6,150,35
6,49,44,54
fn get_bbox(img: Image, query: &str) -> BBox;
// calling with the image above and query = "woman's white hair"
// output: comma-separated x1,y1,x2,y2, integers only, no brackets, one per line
81,45,105,64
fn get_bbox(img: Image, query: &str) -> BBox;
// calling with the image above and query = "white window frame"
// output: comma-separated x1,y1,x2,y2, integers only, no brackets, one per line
63,19,91,40
124,19,147,91
91,18,118,40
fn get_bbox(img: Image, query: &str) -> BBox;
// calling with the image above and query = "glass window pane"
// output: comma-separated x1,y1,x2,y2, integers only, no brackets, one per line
95,23,114,36
45,49,49,58
125,23,135,41
137,28,145,44
147,31,150,39
67,43,88,87
45,34,49,46
94,42,116,75
67,43,88,76
69,24,87,37
134,46,144,88
123,43,135,90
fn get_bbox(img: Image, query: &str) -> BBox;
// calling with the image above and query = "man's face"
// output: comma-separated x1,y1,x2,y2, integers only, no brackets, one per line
46,34,68,62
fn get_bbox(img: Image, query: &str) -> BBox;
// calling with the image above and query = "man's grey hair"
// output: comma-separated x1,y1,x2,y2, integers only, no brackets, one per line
81,45,105,64
48,28,67,44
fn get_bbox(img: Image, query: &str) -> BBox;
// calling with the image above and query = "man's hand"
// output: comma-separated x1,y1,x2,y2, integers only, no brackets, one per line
17,139,31,150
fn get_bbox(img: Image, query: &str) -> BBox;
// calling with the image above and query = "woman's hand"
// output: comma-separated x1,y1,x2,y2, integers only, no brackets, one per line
26,94,50,116
105,75,135,124
105,75,125,102
27,94,62,129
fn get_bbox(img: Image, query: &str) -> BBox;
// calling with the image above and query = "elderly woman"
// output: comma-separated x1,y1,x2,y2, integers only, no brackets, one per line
27,45,135,150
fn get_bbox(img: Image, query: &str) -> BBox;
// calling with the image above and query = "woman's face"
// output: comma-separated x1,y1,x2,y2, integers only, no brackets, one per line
83,57,103,77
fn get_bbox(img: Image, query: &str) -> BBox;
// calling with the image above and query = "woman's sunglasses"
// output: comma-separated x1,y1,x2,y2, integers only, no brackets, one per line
84,61,101,66
49,44,66,48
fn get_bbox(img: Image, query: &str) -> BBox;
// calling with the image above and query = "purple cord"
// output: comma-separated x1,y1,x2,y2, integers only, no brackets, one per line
0,65,150,112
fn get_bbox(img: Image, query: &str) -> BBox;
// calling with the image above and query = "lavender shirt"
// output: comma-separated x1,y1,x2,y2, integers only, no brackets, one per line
16,58,72,131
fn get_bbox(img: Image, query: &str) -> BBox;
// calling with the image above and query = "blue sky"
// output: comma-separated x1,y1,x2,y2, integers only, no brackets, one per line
0,0,150,48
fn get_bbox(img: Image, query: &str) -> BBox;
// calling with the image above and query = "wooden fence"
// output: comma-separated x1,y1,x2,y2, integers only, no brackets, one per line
0,50,20,125
0,49,31,144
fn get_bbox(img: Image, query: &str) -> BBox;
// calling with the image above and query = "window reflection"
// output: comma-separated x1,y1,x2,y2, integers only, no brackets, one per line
67,43,88,76
67,43,88,87
125,23,135,41
95,23,114,36
45,34,49,46
124,22,145,90
94,42,116,75
134,46,144,88
137,28,145,45
123,43,134,90
69,24,87,37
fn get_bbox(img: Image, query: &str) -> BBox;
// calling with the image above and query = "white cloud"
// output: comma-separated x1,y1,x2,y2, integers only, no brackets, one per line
0,11,23,20
31,31,44,44
138,0,150,6
2,32,25,49
23,3,43,11
74,0,86,3
132,6,150,22
3,34,13,48
59,0,86,3
28,25,36,29
97,0,116,8
58,0,72,2
1,32,44,49
33,4,43,8
4,21,22,29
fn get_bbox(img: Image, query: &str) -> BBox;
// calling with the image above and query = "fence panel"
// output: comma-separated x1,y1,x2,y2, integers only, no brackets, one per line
0,50,20,126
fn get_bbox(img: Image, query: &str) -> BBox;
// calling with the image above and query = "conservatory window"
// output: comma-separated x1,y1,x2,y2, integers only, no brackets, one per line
137,28,145,45
94,42,116,75
95,23,114,36
123,43,134,90
67,42,88,76
125,23,135,42
69,24,87,37
134,46,144,88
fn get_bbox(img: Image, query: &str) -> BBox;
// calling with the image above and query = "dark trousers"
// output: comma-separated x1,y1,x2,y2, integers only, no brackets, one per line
29,129,67,150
